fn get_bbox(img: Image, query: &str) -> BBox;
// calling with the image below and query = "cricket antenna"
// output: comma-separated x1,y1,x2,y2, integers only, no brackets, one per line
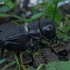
52,0,58,43
37,19,42,39
53,0,59,21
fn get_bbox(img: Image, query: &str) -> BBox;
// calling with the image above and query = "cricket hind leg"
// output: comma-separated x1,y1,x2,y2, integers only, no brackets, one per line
28,42,34,66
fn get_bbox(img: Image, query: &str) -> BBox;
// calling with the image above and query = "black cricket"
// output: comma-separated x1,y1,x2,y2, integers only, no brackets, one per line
0,0,69,64
0,18,56,59
0,18,68,63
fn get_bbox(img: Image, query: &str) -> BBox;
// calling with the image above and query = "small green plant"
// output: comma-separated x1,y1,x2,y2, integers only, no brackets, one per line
57,15,70,41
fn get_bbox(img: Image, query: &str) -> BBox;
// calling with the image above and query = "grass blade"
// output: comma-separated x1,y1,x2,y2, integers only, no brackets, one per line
20,52,27,70
1,61,16,70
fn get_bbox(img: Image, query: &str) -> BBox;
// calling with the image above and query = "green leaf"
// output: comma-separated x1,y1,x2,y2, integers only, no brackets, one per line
14,53,20,66
12,21,19,26
0,14,10,17
34,49,40,56
57,33,70,41
37,63,44,70
30,12,44,21
0,59,6,64
0,14,24,21
64,26,70,33
44,4,61,25
0,6,12,13
5,0,15,8
47,60,70,70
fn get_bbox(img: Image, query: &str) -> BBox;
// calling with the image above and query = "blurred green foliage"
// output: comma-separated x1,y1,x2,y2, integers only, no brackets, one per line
0,0,70,70
0,0,15,13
